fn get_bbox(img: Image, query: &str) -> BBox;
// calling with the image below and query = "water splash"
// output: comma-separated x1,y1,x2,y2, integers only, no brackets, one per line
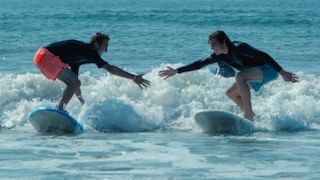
0,66,319,133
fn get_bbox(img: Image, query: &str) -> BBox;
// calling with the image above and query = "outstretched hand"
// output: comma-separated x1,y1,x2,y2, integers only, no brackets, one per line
133,74,151,89
279,70,299,83
158,66,177,80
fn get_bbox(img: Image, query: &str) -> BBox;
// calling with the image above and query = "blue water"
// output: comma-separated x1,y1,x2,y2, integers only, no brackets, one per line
1,0,320,179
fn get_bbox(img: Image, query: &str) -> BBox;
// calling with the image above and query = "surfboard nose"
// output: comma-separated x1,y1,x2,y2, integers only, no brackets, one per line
29,107,83,134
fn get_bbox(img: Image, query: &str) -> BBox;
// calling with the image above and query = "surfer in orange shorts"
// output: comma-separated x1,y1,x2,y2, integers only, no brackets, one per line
34,32,150,112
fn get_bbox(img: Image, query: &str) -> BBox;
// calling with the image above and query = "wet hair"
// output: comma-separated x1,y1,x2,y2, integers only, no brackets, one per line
208,30,234,49
90,32,110,46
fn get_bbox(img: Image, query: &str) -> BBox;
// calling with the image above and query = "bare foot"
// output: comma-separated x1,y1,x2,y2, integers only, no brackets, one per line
244,112,255,121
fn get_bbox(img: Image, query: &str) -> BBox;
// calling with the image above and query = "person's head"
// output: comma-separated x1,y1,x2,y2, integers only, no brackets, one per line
90,32,110,54
208,30,233,55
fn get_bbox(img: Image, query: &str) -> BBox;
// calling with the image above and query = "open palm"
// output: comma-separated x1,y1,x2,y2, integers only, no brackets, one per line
159,66,177,80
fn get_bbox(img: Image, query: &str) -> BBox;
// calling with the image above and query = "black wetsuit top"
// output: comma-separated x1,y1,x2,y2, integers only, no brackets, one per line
45,40,108,76
177,42,282,76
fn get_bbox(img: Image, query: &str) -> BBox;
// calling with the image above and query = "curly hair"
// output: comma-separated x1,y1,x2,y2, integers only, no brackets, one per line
90,32,110,46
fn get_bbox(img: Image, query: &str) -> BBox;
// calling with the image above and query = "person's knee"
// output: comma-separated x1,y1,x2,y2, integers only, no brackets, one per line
235,73,244,83
226,88,233,98
226,88,238,99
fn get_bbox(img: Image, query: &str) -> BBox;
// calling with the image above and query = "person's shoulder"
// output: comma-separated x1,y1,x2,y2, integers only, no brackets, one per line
208,52,219,60
70,40,95,50
54,39,80,43
233,41,259,52
232,41,250,48
67,39,87,45
49,39,85,47
46,39,77,48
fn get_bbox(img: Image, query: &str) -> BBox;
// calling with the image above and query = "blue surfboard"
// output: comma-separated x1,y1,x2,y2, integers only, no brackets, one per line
29,107,83,134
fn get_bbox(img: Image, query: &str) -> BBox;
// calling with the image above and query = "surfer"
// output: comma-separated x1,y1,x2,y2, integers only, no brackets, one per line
159,30,298,121
34,32,150,111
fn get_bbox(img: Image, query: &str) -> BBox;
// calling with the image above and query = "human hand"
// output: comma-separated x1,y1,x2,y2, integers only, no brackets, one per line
279,70,298,83
158,66,177,80
133,74,151,89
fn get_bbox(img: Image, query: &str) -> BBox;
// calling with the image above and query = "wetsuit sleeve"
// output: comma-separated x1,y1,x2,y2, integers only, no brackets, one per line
257,51,283,72
238,43,283,72
176,56,217,73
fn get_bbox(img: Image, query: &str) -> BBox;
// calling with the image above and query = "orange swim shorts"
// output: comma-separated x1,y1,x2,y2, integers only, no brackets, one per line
33,48,68,80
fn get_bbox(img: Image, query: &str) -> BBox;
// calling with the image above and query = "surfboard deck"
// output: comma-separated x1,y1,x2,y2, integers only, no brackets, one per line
195,110,254,135
29,107,83,134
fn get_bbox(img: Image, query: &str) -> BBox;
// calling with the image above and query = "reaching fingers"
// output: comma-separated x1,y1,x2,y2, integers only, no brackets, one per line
142,82,149,88
137,81,149,89
292,76,299,82
167,66,175,70
286,72,299,82
159,67,176,78
143,79,151,85
289,72,298,81
159,70,175,79
134,77,151,89
140,80,150,87
164,75,171,80
159,70,169,77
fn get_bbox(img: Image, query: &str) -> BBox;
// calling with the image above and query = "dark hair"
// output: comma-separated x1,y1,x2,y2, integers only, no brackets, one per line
90,32,110,46
208,30,234,49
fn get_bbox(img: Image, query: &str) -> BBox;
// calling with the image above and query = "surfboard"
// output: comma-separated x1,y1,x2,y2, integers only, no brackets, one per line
195,110,254,134
29,107,84,134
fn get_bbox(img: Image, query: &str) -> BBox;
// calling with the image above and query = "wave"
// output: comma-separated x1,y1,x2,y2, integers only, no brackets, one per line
0,65,319,133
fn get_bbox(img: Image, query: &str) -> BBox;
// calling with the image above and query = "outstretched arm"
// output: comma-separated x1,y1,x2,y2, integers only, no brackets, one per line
158,57,216,79
237,43,299,83
102,63,150,89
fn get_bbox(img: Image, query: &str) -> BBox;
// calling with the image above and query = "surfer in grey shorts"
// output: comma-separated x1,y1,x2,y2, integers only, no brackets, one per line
159,30,298,121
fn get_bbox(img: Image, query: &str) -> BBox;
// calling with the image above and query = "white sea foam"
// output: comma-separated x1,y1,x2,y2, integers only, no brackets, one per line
0,65,319,132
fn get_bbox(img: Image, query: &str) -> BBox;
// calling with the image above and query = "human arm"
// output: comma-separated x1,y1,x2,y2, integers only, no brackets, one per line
238,43,298,82
102,63,150,89
158,57,216,79
82,46,150,88
237,43,283,72
259,55,299,83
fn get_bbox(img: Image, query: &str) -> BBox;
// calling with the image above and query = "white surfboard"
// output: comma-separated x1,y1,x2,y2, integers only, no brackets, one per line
195,110,254,134
29,107,83,134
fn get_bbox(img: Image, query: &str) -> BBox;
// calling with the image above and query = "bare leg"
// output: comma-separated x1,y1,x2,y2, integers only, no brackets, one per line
236,76,254,120
56,68,81,111
233,67,263,121
226,83,245,112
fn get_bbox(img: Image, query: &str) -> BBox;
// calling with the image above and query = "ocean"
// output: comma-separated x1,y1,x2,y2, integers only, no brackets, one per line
1,0,320,179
